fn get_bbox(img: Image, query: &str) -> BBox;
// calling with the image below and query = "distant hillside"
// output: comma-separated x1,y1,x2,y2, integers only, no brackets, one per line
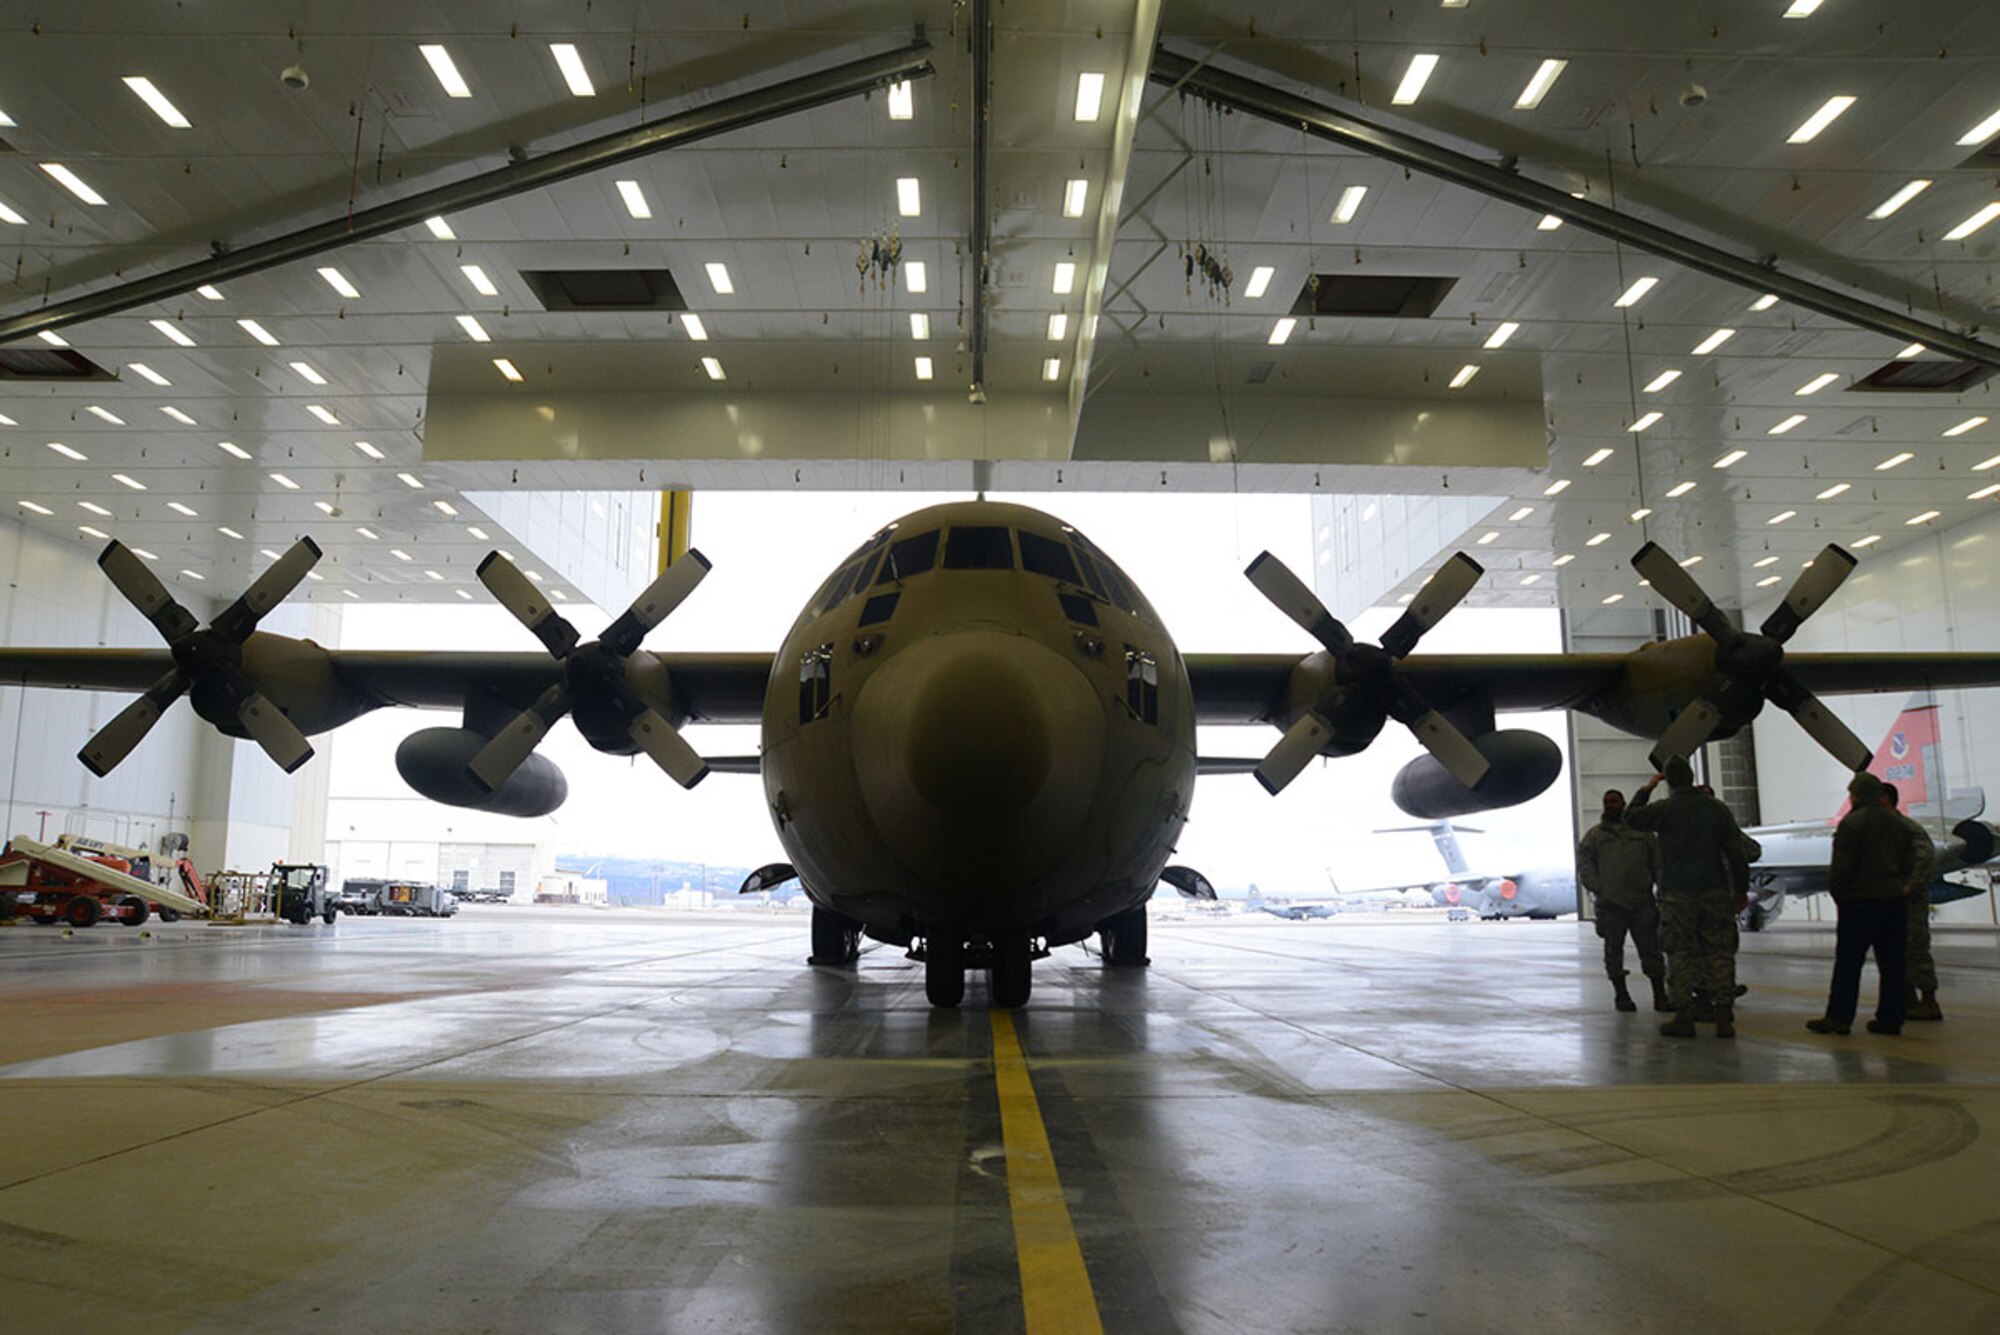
555,855,758,907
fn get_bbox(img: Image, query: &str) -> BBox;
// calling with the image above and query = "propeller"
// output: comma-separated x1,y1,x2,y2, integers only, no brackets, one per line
1244,550,1491,796
467,550,713,793
79,537,322,776
1631,540,1870,771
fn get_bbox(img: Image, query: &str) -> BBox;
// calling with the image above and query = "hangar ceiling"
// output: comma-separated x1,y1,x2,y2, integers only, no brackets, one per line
2,1,1998,614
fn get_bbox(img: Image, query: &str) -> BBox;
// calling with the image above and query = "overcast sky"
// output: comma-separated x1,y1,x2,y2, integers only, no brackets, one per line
329,491,1576,893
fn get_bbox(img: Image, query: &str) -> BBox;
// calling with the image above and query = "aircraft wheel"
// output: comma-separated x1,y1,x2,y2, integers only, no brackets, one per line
925,935,966,1008
990,934,1032,1008
119,896,150,927
64,896,102,929
809,906,862,968
1099,906,1150,967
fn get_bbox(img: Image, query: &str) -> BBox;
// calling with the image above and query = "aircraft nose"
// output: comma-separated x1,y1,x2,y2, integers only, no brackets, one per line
850,630,1104,888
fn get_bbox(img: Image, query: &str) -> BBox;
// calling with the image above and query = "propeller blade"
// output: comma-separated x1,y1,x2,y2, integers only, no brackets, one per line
235,691,315,773
1253,712,1332,796
98,541,199,643
1380,552,1484,658
212,537,323,643
476,553,581,659
1766,670,1872,770
1759,544,1857,644
1646,698,1725,771
1402,708,1492,789
77,669,189,777
466,684,572,792
628,708,711,788
1632,543,1739,644
1244,551,1353,658
599,550,713,658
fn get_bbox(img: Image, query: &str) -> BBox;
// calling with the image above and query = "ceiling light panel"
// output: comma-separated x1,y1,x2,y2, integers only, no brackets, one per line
1063,179,1089,218
397,472,425,489
1749,294,1780,312
896,178,921,217
1958,106,2000,146
1944,204,2000,242
1628,412,1663,432
123,76,191,127
1483,322,1519,349
914,356,933,381
1448,364,1480,389
160,406,196,426
1331,185,1368,224
150,319,195,347
237,318,279,345
1877,452,1914,470
317,267,359,300
1392,53,1440,105
1052,262,1076,295
1613,276,1658,307
1268,318,1297,346
1046,313,1067,341
705,262,735,294
41,163,106,205
424,217,454,240
1692,328,1736,355
354,441,384,459
549,43,594,96
1582,448,1614,466
681,313,708,340
493,358,524,382
904,261,927,294
1796,373,1839,395
616,180,652,219
1945,416,1989,437
419,44,472,98
911,312,931,340
1515,59,1567,110
701,357,726,381
1867,179,1931,220
1818,483,1851,499
1713,450,1747,468
306,404,339,425
1643,370,1682,393
1666,481,1696,497
1074,72,1105,121
456,315,489,342
287,361,327,385
887,81,914,120
127,363,169,386
1787,95,1855,143
1768,414,1807,435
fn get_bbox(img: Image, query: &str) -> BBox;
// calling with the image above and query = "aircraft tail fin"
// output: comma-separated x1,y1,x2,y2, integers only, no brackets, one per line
1374,820,1477,875
1835,692,1944,820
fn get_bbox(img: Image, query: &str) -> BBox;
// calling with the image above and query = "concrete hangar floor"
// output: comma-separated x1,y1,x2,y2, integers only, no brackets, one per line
1,907,1997,1333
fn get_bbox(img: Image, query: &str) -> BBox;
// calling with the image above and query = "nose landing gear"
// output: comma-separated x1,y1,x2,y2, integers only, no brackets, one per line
916,931,1037,1008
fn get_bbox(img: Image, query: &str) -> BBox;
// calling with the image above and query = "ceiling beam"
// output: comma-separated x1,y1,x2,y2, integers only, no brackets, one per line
1149,47,2000,370
969,1,992,397
0,40,937,346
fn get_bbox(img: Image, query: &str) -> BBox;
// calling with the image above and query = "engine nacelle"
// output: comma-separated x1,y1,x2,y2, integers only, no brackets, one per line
395,727,569,817
1390,729,1562,819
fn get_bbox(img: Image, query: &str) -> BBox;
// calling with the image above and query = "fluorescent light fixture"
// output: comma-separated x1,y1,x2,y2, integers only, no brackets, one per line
1692,328,1736,355
670,312,709,343
1613,276,1658,307
701,356,725,381
419,44,472,98
0,201,26,225
887,81,914,120
38,330,68,347
397,472,425,489
904,261,927,293
193,284,224,301
1897,342,1926,359
1602,593,1625,605
313,502,334,516
1958,106,2000,146
1043,357,1063,382
524,570,543,582
1666,481,1696,497
1544,479,1571,495
1515,59,1567,110
1753,555,1782,569
550,43,594,96
40,163,106,205
1757,575,1783,588
85,405,125,425
1631,507,1653,521
1537,214,1564,231
356,527,379,540
1583,447,1614,466
1483,321,1520,349
492,357,523,382
425,570,444,581
0,413,12,425
18,501,52,515
460,264,498,296
433,500,458,516
1047,313,1068,341
1749,293,1781,311
287,361,327,386
1331,185,1368,223
1075,72,1105,121
1976,454,2000,471
1508,506,1535,521
1520,574,1541,586
455,589,472,600
123,76,190,127
150,319,195,347
390,549,412,562
269,473,299,490
79,501,111,515
1868,179,1932,220
1063,179,1089,217
1586,532,1611,547
78,526,109,540
354,441,384,459
1767,510,1796,525
1944,203,2000,241
1769,414,1808,435
1554,553,1576,566
306,404,339,425
1392,53,1440,105
1877,452,1914,470
317,266,360,300
1476,531,1499,545
1853,534,1882,548
1787,95,1855,144
896,177,921,217
1679,555,1704,567
456,314,490,342
217,441,250,460
128,363,169,386
615,180,652,219
1052,262,1076,295
914,356,934,381
1785,1,1826,15
1628,411,1663,432
705,262,734,294
1945,416,1990,437
178,568,205,581
1713,449,1748,468
1268,317,1297,346
1908,510,1942,526
1796,373,1839,395
344,590,361,600
1448,364,1481,389
1971,484,2000,500
237,318,278,346
160,406,196,426
911,312,931,340
467,526,488,540
0,109,12,127
1818,483,1852,499
424,216,454,240
1643,370,1682,393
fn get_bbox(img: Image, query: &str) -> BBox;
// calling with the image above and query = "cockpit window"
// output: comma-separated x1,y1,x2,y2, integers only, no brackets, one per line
852,550,881,590
823,563,860,611
875,529,941,584
1071,547,1110,601
1019,530,1081,584
943,525,1014,570
859,591,900,626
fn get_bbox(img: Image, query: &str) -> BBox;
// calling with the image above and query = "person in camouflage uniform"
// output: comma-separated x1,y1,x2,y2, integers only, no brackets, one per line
1881,782,1943,1021
1626,756,1755,1038
1576,789,1669,1012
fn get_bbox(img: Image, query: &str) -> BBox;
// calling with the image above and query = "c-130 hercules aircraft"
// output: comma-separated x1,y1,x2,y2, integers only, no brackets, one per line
8,498,2000,1007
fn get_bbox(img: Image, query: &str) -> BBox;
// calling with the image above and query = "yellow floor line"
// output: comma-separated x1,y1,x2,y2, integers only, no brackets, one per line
991,1008,1104,1335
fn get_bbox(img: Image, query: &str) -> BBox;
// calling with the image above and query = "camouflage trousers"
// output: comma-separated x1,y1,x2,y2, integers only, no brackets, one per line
1659,893,1738,1011
1908,895,1937,993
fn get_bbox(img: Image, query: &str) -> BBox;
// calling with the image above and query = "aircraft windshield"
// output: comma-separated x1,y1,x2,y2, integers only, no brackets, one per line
943,526,1014,569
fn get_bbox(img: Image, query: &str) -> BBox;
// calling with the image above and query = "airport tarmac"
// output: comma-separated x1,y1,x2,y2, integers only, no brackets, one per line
1,905,1996,1333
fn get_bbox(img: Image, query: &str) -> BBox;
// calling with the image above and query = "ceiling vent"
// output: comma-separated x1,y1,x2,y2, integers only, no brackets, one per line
1293,274,1458,319
519,269,687,312
1852,358,1996,394
0,347,114,380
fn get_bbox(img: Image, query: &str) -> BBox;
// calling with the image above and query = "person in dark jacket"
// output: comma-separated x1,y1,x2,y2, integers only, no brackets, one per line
1627,756,1754,1038
1808,771,1918,1036
1577,789,1668,1012
1881,782,1943,1021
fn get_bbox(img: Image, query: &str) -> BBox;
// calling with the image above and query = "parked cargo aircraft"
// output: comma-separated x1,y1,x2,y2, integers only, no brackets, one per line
1741,694,1997,928
7,502,2000,1007
1376,822,1580,921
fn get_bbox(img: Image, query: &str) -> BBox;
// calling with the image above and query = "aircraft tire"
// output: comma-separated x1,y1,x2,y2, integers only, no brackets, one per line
810,907,862,967
990,934,1032,1008
925,935,966,1007
1099,906,1150,967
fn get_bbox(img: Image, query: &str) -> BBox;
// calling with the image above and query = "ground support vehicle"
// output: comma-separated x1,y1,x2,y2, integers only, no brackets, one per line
272,864,337,925
0,835,207,927
379,881,458,917
335,880,385,915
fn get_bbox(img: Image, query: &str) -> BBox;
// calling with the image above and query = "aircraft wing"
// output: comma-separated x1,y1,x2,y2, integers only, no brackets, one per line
0,648,179,693
1776,653,2000,695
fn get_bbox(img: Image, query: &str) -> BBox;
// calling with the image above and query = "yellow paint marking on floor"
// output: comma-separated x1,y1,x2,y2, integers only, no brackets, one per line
991,1008,1105,1335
